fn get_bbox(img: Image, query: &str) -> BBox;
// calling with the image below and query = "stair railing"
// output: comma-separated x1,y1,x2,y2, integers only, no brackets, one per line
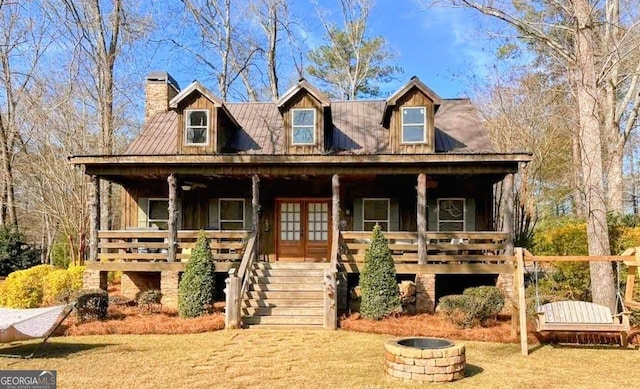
224,233,256,329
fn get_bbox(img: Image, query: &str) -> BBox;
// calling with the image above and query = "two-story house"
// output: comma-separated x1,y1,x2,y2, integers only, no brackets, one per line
71,72,530,328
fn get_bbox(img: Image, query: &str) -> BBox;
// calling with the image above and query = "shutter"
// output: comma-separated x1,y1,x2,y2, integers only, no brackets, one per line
244,199,253,230
353,198,363,231
390,199,399,231
137,197,148,228
208,199,219,229
428,199,437,231
465,198,476,231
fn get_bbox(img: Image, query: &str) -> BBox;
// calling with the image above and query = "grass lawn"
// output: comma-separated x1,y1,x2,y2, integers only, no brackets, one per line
1,330,638,388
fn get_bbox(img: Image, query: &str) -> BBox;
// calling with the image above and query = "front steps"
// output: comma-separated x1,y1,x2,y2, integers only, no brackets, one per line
241,262,327,328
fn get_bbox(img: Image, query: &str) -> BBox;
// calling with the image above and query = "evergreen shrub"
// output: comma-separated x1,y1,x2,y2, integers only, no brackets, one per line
76,289,109,322
178,231,216,318
136,289,163,314
438,286,505,328
359,225,401,320
0,226,40,276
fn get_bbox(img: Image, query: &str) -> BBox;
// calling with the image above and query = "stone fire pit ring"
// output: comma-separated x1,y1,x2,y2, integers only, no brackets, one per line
384,337,465,383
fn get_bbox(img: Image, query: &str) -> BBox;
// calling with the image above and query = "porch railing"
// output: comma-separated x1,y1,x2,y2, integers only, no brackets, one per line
340,231,510,264
225,233,257,329
96,230,251,262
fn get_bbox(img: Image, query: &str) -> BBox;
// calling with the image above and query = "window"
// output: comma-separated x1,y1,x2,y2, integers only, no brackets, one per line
292,108,315,145
148,199,169,230
185,109,209,145
437,198,465,231
402,106,426,143
363,198,390,231
219,199,245,230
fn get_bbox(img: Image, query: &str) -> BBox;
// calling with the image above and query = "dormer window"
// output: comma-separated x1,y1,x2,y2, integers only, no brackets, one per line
292,108,316,145
402,107,426,143
185,109,209,145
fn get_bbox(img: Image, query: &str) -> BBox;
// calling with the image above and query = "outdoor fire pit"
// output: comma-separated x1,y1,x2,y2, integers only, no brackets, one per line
384,337,465,383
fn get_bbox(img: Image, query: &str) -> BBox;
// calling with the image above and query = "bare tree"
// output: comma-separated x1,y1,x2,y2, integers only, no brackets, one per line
0,1,51,229
428,0,640,310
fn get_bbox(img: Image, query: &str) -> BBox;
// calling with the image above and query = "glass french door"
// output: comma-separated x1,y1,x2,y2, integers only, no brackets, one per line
277,199,331,261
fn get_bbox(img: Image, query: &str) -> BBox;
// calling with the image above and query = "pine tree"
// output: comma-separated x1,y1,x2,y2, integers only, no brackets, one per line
359,225,401,320
178,231,216,318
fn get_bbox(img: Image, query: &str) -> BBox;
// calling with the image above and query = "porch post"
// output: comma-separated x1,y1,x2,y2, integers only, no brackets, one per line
332,174,340,236
167,174,178,262
417,173,427,264
89,175,100,262
252,174,260,258
503,173,515,256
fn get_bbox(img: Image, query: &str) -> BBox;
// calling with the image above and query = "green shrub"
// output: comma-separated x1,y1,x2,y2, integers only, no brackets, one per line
51,242,71,269
0,264,54,308
75,289,109,322
136,289,163,314
438,286,505,328
359,225,401,320
0,226,40,277
178,231,216,318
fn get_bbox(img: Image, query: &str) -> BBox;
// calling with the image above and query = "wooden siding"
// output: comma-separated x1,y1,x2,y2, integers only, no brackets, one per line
282,92,325,154
390,87,435,154
177,92,218,154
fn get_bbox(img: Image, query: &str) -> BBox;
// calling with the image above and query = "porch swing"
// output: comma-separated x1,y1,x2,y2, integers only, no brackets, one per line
531,259,631,347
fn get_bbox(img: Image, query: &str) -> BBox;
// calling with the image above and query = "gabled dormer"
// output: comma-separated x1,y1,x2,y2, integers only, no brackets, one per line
169,81,240,155
277,79,331,154
383,76,442,154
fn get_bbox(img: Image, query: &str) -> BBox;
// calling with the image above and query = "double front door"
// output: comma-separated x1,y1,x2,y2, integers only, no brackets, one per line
276,199,331,261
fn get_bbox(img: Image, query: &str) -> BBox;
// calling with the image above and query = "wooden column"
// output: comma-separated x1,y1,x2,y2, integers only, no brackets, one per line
417,173,427,264
332,174,340,234
503,173,515,256
167,174,178,262
252,174,260,259
89,175,100,262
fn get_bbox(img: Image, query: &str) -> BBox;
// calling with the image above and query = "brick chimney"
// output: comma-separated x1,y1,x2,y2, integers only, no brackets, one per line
145,71,180,122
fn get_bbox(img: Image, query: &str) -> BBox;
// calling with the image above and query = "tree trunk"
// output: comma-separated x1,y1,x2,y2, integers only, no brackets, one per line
572,0,616,311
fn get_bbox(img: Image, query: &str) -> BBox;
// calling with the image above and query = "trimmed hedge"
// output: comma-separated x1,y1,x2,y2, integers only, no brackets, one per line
178,231,216,318
359,225,401,320
438,286,505,328
136,289,163,314
0,265,54,308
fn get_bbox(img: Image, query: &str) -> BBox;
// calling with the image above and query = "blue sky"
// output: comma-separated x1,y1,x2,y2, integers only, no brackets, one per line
145,0,503,100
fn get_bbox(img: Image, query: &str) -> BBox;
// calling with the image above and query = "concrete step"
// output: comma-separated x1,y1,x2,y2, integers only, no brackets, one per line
242,315,324,326
254,262,329,270
244,290,324,300
248,276,323,284
247,283,324,292
250,269,325,277
242,307,324,316
243,299,323,308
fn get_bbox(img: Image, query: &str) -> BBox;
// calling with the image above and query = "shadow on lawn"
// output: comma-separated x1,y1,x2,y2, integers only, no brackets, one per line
1,341,114,359
464,364,484,378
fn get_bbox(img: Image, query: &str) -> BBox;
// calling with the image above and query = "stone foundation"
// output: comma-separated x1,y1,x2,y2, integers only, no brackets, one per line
384,338,465,383
161,271,180,309
121,272,160,300
496,273,515,314
82,270,108,291
415,274,436,313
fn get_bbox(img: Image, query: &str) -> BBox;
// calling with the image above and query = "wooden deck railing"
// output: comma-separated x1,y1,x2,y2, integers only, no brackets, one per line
340,231,509,263
225,234,257,329
97,230,251,262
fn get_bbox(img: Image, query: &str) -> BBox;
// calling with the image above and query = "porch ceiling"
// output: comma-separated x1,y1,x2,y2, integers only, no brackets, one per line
71,153,531,182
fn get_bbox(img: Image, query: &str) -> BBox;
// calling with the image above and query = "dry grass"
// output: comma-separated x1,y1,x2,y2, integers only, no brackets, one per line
2,330,639,388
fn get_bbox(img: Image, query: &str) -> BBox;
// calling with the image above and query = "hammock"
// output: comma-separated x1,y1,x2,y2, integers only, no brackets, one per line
0,304,74,358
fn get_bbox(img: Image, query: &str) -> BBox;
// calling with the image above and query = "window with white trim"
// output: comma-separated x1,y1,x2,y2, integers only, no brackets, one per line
437,198,465,231
148,198,169,230
219,199,245,230
185,109,209,145
402,106,426,143
363,198,390,231
291,108,316,145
